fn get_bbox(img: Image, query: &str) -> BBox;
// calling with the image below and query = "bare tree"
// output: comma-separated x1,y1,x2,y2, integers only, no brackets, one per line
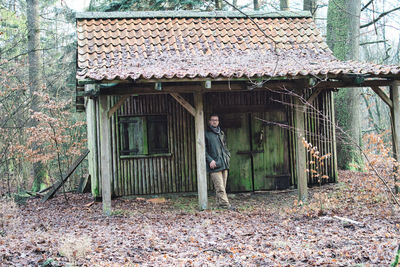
27,0,48,192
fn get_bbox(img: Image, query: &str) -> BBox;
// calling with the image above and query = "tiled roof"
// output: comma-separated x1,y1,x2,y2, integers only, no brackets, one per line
76,11,400,81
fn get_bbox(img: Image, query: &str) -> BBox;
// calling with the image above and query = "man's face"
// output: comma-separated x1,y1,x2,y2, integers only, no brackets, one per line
209,116,219,127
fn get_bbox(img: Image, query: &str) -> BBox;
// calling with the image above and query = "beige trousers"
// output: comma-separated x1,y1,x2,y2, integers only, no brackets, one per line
210,170,230,207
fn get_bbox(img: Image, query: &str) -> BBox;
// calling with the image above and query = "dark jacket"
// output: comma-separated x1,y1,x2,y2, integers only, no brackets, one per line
205,126,231,173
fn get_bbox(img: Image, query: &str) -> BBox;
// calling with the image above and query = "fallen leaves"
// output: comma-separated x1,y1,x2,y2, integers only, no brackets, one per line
147,197,167,204
0,170,399,266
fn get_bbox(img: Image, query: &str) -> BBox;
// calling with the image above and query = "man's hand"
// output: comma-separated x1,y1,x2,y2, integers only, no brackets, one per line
210,160,217,169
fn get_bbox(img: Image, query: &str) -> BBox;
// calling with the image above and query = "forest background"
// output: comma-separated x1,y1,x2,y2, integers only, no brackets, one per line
0,0,400,196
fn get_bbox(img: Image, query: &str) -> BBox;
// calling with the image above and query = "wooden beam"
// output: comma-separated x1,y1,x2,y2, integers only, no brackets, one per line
294,93,308,203
194,92,208,210
85,84,100,197
107,95,130,118
390,81,400,193
98,81,298,95
307,87,325,103
371,86,392,108
94,79,400,97
99,95,112,215
315,79,397,89
170,93,196,117
42,150,89,202
330,92,338,181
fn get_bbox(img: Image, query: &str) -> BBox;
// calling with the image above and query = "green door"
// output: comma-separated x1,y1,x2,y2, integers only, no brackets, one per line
222,112,290,192
222,113,253,192
251,112,290,190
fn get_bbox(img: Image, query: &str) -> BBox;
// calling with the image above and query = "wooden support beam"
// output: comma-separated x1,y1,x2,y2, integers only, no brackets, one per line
85,84,100,197
99,95,112,215
194,92,208,210
170,93,196,116
98,81,298,95
390,81,400,194
294,94,308,203
307,87,324,103
371,86,392,108
330,92,338,181
107,95,130,118
315,79,397,89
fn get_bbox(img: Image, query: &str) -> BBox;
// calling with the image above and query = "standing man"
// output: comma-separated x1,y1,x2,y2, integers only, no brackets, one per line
205,114,232,209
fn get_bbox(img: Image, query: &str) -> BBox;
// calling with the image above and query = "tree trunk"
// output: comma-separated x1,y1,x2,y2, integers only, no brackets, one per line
327,0,363,170
280,0,289,10
27,0,48,192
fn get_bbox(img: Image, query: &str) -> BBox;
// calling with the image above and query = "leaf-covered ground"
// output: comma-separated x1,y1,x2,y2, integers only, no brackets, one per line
1,170,400,266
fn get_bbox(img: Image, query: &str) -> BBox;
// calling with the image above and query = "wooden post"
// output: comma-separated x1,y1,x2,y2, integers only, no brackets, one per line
99,95,112,215
194,92,208,210
390,81,400,194
330,91,338,181
294,94,308,203
85,84,100,198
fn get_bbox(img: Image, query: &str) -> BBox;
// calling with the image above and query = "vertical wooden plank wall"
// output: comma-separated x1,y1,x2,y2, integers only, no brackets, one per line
303,89,337,184
106,89,337,197
204,91,290,188
111,94,197,196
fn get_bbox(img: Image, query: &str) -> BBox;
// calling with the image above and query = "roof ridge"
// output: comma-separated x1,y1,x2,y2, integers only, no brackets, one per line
76,10,311,20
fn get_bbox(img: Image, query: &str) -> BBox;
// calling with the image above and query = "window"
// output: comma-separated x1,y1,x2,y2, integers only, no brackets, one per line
119,115,168,156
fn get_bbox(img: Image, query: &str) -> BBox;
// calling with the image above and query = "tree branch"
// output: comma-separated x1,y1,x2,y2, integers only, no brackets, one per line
361,6,400,29
361,0,373,12
360,40,387,46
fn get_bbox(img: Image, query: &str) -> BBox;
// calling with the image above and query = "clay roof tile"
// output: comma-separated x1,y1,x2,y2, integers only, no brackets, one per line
76,12,400,81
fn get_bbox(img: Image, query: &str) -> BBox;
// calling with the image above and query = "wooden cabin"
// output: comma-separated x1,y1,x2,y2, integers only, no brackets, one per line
75,11,400,213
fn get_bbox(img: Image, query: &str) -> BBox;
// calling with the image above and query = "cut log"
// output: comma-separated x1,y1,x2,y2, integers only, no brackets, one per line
42,150,89,202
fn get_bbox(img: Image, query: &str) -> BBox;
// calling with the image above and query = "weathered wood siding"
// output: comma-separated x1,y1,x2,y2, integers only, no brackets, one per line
111,94,197,196
103,89,337,196
204,90,337,189
300,89,337,184
205,91,291,191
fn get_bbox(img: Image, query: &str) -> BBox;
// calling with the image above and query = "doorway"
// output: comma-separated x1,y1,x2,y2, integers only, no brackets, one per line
221,111,290,192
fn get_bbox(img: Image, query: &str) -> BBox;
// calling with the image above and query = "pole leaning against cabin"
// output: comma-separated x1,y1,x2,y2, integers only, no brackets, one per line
194,92,208,210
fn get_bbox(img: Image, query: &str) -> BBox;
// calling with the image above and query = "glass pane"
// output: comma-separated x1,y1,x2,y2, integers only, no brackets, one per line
147,115,168,154
119,117,144,155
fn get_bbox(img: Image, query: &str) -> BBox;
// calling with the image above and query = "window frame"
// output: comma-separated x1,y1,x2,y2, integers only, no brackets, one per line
117,114,170,158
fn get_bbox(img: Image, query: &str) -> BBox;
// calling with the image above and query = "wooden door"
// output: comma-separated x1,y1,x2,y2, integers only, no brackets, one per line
251,111,290,190
221,113,253,192
221,111,290,192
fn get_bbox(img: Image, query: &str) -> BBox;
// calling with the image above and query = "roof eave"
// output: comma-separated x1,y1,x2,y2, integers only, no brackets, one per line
75,10,312,20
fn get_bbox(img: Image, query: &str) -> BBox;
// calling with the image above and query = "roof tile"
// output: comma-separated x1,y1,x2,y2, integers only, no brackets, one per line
76,13,400,81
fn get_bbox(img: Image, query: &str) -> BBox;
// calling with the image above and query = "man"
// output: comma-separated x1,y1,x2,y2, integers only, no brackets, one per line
205,114,232,209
